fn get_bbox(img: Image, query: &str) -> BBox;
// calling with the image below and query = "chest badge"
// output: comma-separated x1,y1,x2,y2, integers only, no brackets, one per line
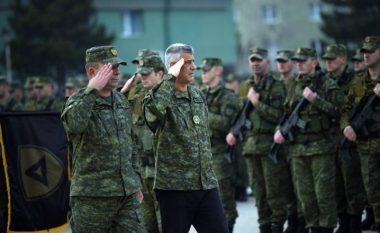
193,115,200,124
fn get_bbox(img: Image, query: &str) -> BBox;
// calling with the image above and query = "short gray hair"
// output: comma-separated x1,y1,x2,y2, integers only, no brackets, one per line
164,43,194,69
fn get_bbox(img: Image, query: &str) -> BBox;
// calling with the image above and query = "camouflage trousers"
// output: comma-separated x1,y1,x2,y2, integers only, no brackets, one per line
232,143,249,187
292,154,337,228
141,177,162,233
359,139,380,227
357,145,371,208
218,177,238,226
70,195,147,233
245,153,291,225
335,149,366,215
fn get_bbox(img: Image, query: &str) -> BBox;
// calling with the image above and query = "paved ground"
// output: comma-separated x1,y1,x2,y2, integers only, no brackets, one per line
62,196,377,233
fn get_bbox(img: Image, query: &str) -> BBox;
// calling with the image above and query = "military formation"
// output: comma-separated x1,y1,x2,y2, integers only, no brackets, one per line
1,35,380,233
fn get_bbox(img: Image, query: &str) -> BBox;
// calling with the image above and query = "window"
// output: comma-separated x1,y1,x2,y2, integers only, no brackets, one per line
122,11,143,37
309,3,321,22
310,39,325,55
262,5,279,25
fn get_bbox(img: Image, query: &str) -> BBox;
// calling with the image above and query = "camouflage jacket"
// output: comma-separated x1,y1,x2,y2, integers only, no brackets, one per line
341,73,380,145
143,74,218,190
129,86,155,179
285,72,344,156
61,87,141,197
241,73,287,155
201,83,240,179
0,97,23,112
37,96,63,111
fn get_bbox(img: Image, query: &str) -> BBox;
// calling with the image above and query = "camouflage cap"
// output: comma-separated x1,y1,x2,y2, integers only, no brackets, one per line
132,49,160,64
225,73,240,83
292,48,317,61
249,48,268,61
360,36,380,53
136,55,165,75
35,76,53,87
65,77,78,88
24,77,38,89
85,46,127,65
351,49,364,62
198,57,222,71
275,50,294,62
322,44,347,60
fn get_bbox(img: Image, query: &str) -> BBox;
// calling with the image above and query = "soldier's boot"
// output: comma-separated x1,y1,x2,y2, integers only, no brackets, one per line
228,221,235,233
361,208,374,230
271,223,284,233
284,215,298,233
349,214,362,233
260,223,272,233
297,217,309,233
335,213,350,233
320,228,333,233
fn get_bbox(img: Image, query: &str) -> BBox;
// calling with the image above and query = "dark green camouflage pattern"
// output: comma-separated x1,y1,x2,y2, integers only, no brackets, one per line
62,87,141,196
143,74,218,190
202,83,239,225
70,196,147,233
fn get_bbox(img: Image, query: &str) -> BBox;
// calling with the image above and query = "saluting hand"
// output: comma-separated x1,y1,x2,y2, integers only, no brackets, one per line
120,74,136,94
88,63,113,91
303,87,317,102
168,58,185,77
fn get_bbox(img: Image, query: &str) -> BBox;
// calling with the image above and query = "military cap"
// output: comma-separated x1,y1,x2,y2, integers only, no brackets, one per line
360,36,380,53
351,49,364,62
24,76,39,89
198,57,222,71
35,76,53,87
249,48,268,60
132,49,160,64
85,46,127,65
65,78,78,88
292,48,317,61
0,76,8,85
136,55,165,75
225,73,240,83
275,50,294,62
322,44,347,60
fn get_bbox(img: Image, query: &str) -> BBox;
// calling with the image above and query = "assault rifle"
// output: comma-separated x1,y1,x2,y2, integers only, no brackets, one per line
268,72,324,164
224,85,258,163
339,93,380,160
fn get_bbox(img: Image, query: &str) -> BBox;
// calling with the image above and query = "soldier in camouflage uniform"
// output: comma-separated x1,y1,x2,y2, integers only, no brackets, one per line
24,76,40,111
226,48,288,233
321,44,366,233
350,48,376,231
200,57,240,232
143,43,229,233
275,50,302,233
0,77,23,111
35,77,63,111
225,73,250,202
342,36,380,233
274,48,344,233
129,55,165,233
61,46,146,233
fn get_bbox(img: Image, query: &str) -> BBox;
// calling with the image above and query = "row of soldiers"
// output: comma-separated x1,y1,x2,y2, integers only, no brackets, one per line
220,36,380,233
124,36,380,233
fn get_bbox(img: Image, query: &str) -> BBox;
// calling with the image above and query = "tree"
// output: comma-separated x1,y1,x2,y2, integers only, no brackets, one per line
7,0,114,83
320,0,380,48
